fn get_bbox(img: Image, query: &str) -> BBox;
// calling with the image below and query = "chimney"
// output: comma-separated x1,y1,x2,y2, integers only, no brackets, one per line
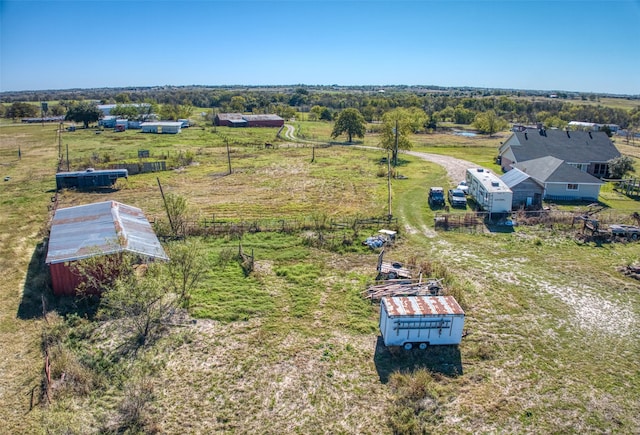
536,122,543,130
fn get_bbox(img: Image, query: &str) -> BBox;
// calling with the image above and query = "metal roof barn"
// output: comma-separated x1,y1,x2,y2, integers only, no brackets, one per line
45,201,168,296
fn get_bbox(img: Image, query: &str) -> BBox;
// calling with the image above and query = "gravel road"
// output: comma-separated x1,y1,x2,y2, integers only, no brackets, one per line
403,150,476,184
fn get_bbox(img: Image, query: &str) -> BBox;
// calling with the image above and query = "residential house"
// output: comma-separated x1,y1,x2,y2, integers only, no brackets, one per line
499,129,620,179
511,156,604,201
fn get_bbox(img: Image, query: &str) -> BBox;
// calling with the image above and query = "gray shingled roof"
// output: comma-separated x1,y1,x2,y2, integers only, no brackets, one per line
513,156,604,185
508,129,620,164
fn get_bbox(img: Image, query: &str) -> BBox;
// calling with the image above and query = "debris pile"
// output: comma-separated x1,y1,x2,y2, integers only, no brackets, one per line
363,279,443,301
619,264,640,281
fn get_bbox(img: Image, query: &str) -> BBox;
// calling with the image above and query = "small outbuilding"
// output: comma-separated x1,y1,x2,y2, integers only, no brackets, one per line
501,167,544,209
214,113,284,128
379,295,465,349
56,168,128,190
45,201,169,296
140,121,182,134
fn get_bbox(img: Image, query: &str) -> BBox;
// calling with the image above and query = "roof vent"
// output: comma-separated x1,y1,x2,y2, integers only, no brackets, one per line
477,168,484,172
491,181,499,187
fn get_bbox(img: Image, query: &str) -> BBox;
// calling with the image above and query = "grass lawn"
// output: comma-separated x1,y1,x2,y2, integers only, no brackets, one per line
0,120,639,433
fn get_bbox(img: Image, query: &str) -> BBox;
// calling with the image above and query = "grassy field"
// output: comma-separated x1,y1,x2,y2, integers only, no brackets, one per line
0,120,639,434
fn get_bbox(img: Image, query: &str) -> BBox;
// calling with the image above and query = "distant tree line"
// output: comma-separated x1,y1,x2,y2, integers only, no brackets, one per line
2,85,639,130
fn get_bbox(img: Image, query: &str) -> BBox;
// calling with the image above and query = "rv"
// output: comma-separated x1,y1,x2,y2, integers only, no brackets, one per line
466,168,513,213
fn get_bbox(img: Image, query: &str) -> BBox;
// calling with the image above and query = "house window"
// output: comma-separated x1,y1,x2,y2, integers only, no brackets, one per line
593,163,607,176
567,184,579,190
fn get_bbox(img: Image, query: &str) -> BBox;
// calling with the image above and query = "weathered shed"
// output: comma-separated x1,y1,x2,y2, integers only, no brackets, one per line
45,201,168,296
379,295,465,349
56,168,128,190
501,167,544,209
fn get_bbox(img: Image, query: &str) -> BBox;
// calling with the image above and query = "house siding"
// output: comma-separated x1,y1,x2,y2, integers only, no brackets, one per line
544,183,601,201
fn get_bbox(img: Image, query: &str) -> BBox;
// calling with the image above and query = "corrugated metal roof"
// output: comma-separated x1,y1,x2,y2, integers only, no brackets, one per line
45,201,168,264
501,167,531,188
382,295,464,317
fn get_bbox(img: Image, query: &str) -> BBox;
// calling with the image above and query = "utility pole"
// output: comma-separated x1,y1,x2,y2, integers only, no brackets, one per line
58,122,62,159
387,149,392,219
393,119,399,167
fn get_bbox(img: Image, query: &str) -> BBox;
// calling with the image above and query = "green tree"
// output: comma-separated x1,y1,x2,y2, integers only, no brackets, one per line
111,104,139,120
6,102,38,119
472,110,509,137
310,105,332,121
331,108,366,143
65,101,102,128
379,108,418,164
99,263,175,346
165,239,208,308
49,104,66,116
115,93,131,103
608,155,635,179
453,106,475,124
160,103,192,121
230,96,246,112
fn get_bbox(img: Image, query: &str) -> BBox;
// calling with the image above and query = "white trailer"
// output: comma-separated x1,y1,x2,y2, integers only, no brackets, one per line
466,167,513,213
379,295,465,350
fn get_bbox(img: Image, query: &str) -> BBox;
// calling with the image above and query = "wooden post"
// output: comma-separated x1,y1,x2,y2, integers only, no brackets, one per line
157,177,175,235
225,137,232,174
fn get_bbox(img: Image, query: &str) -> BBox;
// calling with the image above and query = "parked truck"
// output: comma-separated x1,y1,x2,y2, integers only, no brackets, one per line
466,168,513,214
379,295,465,350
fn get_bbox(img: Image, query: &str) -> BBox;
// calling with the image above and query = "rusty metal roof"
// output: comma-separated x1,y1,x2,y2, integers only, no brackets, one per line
45,201,168,264
382,295,465,317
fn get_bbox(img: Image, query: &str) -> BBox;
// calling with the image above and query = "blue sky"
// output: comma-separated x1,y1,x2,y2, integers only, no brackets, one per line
1,0,639,94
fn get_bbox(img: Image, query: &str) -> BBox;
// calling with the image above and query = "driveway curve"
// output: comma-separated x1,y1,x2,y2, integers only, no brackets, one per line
403,150,476,185
282,124,476,184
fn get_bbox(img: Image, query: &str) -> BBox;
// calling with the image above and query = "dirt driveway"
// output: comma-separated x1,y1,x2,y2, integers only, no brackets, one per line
403,150,476,184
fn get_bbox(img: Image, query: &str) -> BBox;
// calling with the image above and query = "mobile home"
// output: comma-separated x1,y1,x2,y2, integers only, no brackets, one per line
466,168,513,213
379,295,465,350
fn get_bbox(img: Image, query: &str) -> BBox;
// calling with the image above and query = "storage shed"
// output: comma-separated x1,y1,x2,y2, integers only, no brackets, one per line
214,113,284,127
45,201,168,296
140,122,182,134
56,168,128,190
501,167,544,209
379,295,465,349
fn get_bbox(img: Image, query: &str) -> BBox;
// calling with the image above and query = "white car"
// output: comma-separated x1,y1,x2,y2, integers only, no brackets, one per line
456,181,469,194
